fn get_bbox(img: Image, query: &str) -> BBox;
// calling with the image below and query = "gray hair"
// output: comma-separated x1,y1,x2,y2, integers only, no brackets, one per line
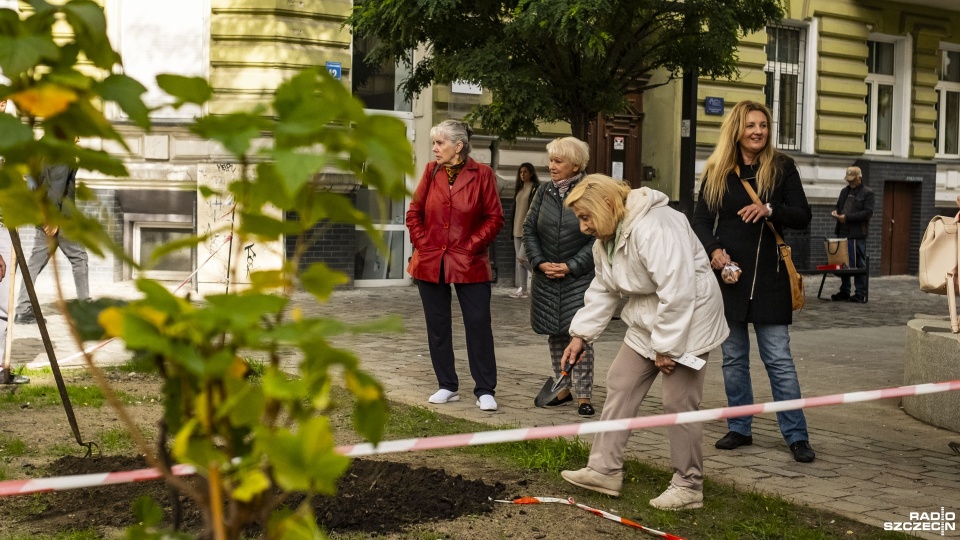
430,119,473,158
546,136,590,171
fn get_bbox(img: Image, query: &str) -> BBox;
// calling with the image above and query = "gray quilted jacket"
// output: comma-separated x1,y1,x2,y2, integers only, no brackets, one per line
523,177,595,335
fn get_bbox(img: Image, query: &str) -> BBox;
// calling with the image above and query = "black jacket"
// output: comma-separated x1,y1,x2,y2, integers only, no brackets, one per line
523,178,595,335
834,183,874,239
691,157,811,325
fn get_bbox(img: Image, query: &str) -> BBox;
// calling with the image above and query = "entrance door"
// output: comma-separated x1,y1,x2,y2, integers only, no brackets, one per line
880,181,913,275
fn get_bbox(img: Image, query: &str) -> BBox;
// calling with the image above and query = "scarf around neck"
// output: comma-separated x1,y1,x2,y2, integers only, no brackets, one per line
444,160,466,185
552,171,583,197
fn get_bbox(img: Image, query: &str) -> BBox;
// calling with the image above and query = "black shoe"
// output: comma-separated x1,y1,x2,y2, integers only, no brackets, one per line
578,403,595,417
790,440,816,463
545,394,573,407
14,312,35,324
830,292,850,301
715,431,753,450
848,294,867,304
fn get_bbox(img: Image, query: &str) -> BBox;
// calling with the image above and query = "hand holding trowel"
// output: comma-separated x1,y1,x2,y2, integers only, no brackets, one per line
534,336,585,407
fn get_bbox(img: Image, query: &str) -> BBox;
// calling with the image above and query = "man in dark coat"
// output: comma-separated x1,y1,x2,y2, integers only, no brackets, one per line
830,166,874,303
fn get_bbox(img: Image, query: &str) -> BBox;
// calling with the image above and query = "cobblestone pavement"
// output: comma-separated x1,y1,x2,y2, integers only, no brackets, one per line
295,276,958,539
12,275,959,538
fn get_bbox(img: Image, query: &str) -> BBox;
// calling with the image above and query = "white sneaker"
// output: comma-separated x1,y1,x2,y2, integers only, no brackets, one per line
508,287,527,298
476,394,497,411
649,483,703,510
428,389,459,404
560,467,623,497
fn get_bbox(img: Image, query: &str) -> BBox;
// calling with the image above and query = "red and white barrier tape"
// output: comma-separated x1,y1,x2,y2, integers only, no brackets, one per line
497,496,685,539
0,464,196,497
336,379,960,457
0,380,956,497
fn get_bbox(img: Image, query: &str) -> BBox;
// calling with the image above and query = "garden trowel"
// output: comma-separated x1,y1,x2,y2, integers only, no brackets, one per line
533,369,571,407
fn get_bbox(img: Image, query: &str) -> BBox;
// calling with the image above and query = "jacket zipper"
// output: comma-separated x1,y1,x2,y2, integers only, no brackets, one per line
749,225,764,300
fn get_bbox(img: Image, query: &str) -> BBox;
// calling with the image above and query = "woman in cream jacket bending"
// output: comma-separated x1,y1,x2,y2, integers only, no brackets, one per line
559,175,728,511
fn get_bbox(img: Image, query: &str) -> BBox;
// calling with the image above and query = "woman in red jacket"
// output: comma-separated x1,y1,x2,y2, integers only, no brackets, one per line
406,120,505,411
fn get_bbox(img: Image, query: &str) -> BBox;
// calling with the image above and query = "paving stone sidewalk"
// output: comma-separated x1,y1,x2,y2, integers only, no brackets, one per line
296,276,959,539
10,275,959,538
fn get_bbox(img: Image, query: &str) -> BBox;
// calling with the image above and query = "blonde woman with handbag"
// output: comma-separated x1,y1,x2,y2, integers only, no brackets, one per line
690,100,816,463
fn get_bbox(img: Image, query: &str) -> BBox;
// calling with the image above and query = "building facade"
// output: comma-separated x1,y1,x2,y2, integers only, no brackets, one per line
643,0,960,275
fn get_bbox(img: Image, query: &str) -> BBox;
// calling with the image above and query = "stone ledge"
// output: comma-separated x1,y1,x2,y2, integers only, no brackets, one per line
903,319,960,433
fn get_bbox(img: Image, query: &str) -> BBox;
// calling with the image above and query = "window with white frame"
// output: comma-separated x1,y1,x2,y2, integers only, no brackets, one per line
352,36,413,112
936,47,960,158
107,0,207,120
865,40,896,153
765,25,806,151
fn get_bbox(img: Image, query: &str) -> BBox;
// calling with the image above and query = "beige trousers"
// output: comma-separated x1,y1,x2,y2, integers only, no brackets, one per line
587,343,707,490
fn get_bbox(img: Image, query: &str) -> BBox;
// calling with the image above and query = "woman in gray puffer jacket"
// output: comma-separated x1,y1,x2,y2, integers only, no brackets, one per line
523,137,596,416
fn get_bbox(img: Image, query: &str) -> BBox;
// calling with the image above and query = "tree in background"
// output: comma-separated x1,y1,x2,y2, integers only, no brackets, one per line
0,1,411,538
348,0,783,140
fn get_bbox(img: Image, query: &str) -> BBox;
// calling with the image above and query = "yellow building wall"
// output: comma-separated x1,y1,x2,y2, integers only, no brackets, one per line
209,0,352,115
693,0,960,159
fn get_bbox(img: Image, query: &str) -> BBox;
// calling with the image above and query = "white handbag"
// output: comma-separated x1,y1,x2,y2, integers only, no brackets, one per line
918,215,960,332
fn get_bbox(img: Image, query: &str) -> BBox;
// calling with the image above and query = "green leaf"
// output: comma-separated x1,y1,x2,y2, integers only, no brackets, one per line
0,114,35,150
146,232,208,265
204,293,288,327
267,504,324,540
237,212,303,239
65,297,128,341
256,417,350,494
272,150,326,197
131,495,164,526
192,111,269,157
96,74,150,129
353,390,387,445
0,35,59,75
300,263,349,302
232,469,272,502
62,0,118,69
136,278,185,317
156,74,213,107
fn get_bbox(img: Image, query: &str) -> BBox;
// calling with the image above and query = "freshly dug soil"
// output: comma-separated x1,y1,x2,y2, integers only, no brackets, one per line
8,454,505,536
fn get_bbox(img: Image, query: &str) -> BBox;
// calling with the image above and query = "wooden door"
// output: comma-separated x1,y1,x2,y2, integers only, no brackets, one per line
880,181,913,275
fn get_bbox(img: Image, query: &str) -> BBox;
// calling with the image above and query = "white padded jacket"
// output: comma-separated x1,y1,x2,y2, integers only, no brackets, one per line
569,188,729,360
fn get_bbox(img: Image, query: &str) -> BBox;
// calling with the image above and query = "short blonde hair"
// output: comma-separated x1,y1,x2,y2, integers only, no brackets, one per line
565,174,631,240
546,136,590,171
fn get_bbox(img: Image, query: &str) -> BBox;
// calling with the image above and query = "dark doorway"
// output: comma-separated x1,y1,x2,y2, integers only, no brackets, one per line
587,92,644,188
881,181,913,275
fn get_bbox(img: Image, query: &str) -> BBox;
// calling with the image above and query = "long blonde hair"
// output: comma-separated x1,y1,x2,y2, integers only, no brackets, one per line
700,100,782,211
565,174,631,240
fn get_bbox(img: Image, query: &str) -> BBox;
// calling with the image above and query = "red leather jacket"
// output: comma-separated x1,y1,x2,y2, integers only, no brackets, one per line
406,157,504,283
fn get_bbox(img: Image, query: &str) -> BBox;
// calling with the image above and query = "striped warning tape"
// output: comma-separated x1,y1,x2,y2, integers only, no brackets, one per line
336,379,960,457
0,464,196,497
0,379,956,497
497,496,685,539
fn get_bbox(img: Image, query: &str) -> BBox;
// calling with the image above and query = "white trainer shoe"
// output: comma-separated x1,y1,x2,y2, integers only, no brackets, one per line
476,394,497,411
560,467,623,497
428,389,459,404
508,287,528,298
649,483,703,510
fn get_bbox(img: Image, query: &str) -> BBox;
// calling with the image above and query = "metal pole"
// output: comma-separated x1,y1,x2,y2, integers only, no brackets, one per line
677,67,699,217
9,228,93,454
3,242,15,383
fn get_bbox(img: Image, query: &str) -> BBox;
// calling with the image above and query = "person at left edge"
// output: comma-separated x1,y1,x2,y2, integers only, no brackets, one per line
406,119,504,412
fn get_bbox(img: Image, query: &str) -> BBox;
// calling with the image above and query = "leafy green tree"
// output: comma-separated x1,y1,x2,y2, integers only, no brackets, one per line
1,1,412,538
348,0,783,140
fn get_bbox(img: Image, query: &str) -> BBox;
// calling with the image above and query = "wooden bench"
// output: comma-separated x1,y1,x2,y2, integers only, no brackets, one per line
800,256,870,302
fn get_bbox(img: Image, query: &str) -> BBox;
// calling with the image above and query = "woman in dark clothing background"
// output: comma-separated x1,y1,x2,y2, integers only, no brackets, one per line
509,162,540,298
523,137,596,416
691,100,816,463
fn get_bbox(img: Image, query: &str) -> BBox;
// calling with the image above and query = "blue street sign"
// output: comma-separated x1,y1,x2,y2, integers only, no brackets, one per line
705,97,724,115
326,61,342,80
